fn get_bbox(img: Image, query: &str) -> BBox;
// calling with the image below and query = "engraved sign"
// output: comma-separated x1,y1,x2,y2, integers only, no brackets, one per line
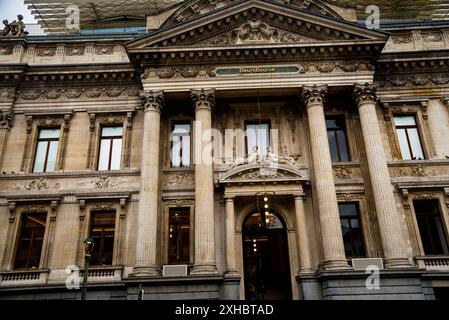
215,66,300,76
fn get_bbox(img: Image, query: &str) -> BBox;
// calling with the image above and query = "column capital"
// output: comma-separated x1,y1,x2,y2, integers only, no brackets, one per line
354,83,378,107
224,196,235,202
140,90,164,113
0,110,14,129
191,88,215,112
301,85,327,108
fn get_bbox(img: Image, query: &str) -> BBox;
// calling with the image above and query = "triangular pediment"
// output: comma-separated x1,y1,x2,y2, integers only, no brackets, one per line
127,0,388,51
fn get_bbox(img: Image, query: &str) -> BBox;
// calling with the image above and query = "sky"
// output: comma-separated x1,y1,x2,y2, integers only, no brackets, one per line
0,0,36,23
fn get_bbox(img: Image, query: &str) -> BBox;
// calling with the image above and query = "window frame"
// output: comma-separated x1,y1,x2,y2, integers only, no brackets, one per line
86,113,133,171
412,199,449,257
338,202,367,259
325,115,351,163
170,121,192,168
13,210,49,270
244,120,271,158
32,127,61,173
97,126,124,171
393,115,426,160
88,209,117,266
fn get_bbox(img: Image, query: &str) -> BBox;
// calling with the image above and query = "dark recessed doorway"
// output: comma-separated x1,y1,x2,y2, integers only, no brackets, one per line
242,211,292,300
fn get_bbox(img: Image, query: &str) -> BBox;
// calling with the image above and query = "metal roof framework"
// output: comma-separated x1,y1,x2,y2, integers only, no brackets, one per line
24,0,449,35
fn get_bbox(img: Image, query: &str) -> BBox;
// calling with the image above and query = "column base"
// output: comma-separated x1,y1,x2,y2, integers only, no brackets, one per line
322,259,351,271
297,267,314,275
384,257,414,269
190,264,219,275
129,265,160,277
224,271,240,279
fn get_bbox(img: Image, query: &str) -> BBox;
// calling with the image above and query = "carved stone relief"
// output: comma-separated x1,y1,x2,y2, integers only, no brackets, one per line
334,167,353,179
16,178,60,191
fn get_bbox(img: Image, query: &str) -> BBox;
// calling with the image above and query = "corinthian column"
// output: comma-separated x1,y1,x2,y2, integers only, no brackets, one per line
191,88,218,275
0,110,14,166
132,90,164,276
302,85,349,270
354,83,412,268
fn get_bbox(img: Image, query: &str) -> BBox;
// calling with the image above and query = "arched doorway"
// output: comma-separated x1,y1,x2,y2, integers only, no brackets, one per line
242,210,292,300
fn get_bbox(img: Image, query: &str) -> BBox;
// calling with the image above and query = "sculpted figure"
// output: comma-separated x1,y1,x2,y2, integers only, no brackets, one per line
3,15,28,37
12,15,27,37
1,20,10,36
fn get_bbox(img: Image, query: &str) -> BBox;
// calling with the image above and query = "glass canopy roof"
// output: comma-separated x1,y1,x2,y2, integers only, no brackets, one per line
24,0,449,35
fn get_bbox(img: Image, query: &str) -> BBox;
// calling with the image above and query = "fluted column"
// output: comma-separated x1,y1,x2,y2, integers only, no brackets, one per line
302,85,349,270
191,88,218,275
354,83,412,268
225,197,239,277
132,90,164,276
0,110,14,166
294,194,313,273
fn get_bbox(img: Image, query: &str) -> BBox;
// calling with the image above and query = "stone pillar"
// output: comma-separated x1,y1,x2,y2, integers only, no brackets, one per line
354,83,412,268
224,197,238,276
191,88,218,275
302,85,349,270
132,90,164,276
0,110,14,166
294,194,313,273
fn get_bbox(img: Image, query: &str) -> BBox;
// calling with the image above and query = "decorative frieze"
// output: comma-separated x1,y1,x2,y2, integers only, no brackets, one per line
141,61,372,80
0,46,13,55
18,86,141,101
0,88,15,99
36,47,56,57
95,46,114,55
378,75,449,88
65,46,85,56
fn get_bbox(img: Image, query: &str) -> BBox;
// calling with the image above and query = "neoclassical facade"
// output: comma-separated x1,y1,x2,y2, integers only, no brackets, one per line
1,0,449,300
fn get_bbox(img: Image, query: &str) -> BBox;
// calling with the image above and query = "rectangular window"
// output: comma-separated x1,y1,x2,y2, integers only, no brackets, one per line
171,123,191,167
338,203,366,258
326,117,350,163
98,126,123,171
394,116,425,160
168,208,190,264
14,212,47,269
414,200,449,256
246,123,270,157
33,129,60,173
89,211,116,266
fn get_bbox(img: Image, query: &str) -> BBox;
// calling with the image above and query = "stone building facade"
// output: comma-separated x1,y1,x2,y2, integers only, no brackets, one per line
0,0,449,300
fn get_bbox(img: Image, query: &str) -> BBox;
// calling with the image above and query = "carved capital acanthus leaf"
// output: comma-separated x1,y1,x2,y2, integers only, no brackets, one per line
191,88,216,112
354,83,378,106
301,85,327,107
140,90,164,112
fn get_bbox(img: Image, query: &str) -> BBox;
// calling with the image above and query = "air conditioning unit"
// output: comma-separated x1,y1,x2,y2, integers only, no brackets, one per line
162,265,188,277
352,258,384,271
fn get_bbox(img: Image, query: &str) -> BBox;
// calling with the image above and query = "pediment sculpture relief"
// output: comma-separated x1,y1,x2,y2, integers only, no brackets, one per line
200,20,318,46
